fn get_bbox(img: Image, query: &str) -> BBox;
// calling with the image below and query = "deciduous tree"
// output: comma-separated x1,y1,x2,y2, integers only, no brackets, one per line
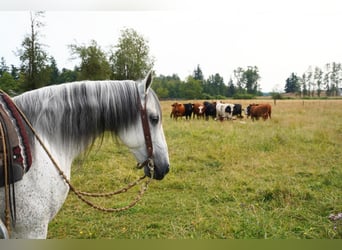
110,28,154,80
69,40,111,80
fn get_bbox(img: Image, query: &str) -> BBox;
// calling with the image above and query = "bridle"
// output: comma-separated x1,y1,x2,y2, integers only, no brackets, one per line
0,87,156,238
136,89,155,176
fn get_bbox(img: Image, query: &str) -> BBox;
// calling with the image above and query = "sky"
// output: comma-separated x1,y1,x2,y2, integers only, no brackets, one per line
1,0,342,92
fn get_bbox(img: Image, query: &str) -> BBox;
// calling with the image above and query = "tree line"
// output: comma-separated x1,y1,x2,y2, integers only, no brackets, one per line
153,65,262,99
0,11,262,99
284,63,342,97
2,11,340,99
0,12,154,95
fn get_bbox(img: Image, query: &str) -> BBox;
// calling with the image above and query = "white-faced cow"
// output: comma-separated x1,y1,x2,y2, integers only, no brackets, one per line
192,102,205,119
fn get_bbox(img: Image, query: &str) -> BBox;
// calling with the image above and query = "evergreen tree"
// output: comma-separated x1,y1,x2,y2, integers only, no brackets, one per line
314,66,323,97
227,78,236,97
301,73,308,97
284,73,300,93
47,57,60,84
0,57,9,76
10,65,20,81
193,64,204,81
17,11,49,90
204,73,226,98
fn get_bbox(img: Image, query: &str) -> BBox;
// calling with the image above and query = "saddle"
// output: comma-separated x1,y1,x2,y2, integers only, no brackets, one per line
0,92,32,187
0,91,33,237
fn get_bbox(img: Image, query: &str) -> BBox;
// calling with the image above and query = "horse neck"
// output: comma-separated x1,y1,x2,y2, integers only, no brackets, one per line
14,81,140,161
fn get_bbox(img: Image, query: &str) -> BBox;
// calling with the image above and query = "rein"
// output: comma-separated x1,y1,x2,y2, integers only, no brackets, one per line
1,89,154,217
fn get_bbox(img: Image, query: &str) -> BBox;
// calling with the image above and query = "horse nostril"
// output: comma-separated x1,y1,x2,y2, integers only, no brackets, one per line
165,165,170,174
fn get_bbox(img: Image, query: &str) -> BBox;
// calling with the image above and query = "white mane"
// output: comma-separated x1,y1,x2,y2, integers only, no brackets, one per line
13,80,141,155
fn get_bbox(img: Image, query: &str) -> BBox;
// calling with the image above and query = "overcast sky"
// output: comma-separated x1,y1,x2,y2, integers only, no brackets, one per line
1,0,342,92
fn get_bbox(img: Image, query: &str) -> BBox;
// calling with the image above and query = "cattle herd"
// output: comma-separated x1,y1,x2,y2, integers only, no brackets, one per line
170,102,272,121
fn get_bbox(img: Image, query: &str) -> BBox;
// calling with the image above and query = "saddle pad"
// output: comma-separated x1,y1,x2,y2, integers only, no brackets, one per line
0,92,32,187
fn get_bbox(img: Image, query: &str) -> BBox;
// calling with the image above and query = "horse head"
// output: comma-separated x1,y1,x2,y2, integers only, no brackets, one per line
118,71,170,180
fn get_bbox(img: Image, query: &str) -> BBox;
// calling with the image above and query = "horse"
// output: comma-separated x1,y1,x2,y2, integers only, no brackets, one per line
0,71,170,239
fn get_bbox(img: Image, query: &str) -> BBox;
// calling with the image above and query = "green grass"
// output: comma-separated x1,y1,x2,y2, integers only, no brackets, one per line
48,99,342,239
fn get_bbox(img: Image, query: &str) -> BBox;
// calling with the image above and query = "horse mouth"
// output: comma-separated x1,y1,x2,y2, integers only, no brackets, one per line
144,164,169,180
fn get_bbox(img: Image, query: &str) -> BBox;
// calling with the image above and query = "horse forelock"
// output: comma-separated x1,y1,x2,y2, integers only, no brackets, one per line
13,80,142,154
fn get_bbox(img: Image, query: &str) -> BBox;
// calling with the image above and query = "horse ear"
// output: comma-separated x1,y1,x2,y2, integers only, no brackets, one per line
137,70,153,106
144,70,153,93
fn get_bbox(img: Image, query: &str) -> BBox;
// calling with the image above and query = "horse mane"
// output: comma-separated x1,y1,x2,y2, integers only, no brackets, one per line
13,80,141,154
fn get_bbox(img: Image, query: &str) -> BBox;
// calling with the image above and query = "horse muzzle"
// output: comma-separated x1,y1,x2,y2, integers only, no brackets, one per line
138,158,169,180
145,163,169,180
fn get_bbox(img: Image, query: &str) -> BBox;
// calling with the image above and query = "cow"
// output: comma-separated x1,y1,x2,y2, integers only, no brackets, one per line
203,101,216,120
192,102,206,119
170,102,184,120
183,103,194,120
170,102,193,120
246,103,271,121
232,104,243,119
216,102,235,121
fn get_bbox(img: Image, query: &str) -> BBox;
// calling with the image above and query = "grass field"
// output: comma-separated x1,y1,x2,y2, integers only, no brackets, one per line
47,99,342,239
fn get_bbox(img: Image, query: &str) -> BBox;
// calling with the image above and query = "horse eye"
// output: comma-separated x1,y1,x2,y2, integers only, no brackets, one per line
149,115,159,125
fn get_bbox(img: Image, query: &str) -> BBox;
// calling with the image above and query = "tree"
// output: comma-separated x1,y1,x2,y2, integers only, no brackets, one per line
10,65,20,81
152,75,169,99
69,40,111,80
202,73,226,98
47,57,60,84
164,74,182,98
330,62,341,96
233,67,245,92
301,73,308,97
243,66,260,94
193,64,204,81
58,67,78,83
306,66,313,97
110,28,154,80
0,71,18,94
226,78,236,97
17,11,49,90
0,57,9,76
314,66,323,97
284,73,300,93
181,76,203,99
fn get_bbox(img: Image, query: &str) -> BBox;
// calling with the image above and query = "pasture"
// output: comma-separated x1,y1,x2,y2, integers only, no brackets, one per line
48,99,342,239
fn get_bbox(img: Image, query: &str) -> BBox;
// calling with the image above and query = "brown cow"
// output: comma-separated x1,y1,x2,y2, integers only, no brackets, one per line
170,102,184,120
246,103,271,121
170,103,193,120
192,102,206,119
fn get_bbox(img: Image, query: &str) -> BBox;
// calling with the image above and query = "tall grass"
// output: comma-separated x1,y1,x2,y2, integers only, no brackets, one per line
48,99,342,239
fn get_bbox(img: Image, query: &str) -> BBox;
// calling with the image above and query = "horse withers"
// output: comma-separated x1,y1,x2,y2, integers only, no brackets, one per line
0,71,170,238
